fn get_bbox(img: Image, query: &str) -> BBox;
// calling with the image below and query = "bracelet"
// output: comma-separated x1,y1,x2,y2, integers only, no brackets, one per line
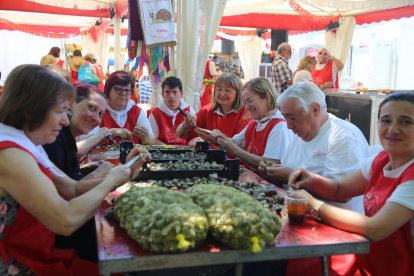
181,124,190,131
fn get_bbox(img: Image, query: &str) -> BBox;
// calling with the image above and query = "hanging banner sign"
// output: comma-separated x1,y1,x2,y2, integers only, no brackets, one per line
137,0,176,48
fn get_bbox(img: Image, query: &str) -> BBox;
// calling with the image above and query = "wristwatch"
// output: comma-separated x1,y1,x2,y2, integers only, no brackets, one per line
311,201,325,219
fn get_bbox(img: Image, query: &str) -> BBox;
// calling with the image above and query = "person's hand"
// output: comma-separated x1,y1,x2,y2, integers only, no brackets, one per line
324,81,333,88
195,128,213,143
83,161,114,179
326,52,333,60
210,129,224,145
106,166,132,190
217,135,239,155
111,128,132,140
258,161,269,178
288,168,318,189
96,127,111,144
183,112,197,130
287,189,317,214
265,164,293,184
133,126,149,139
125,147,151,180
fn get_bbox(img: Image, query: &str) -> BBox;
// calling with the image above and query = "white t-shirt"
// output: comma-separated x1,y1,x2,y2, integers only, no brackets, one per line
208,60,218,78
293,70,313,84
361,153,414,249
281,114,369,213
88,99,153,136
149,99,195,138
232,110,295,160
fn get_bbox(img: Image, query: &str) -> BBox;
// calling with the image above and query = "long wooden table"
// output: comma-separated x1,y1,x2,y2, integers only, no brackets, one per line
95,170,369,276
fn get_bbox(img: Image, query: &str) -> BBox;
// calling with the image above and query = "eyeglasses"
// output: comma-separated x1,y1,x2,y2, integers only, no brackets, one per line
318,52,327,55
285,49,292,53
113,86,133,95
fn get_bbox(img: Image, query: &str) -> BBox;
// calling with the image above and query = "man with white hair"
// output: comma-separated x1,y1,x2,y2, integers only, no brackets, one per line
259,82,368,213
312,47,344,89
270,43,293,94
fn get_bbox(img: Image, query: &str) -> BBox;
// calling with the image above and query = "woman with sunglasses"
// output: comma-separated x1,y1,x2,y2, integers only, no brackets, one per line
94,71,155,144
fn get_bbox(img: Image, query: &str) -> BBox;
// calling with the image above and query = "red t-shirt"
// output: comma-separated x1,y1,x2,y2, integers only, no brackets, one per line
148,106,190,145
100,105,142,144
189,104,251,140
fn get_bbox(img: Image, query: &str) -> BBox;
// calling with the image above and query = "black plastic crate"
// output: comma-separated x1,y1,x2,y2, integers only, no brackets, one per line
134,158,240,181
119,141,212,164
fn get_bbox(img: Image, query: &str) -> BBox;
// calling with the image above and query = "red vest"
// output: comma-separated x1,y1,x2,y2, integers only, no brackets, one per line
148,106,189,145
100,105,142,144
190,105,251,141
356,150,414,276
0,141,100,276
243,118,284,173
200,60,213,107
311,60,339,89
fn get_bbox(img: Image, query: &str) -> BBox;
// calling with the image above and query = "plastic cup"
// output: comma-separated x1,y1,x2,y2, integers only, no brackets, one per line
105,151,120,166
286,194,308,225
88,152,106,163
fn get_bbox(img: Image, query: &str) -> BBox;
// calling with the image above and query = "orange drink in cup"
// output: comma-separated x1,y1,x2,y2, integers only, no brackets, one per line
105,151,120,166
286,194,308,225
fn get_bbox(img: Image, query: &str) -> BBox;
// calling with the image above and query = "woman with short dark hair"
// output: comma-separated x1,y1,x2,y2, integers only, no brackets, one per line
90,70,155,144
0,64,148,275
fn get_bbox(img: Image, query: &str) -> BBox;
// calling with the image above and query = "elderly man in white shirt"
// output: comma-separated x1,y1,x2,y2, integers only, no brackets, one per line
259,82,369,213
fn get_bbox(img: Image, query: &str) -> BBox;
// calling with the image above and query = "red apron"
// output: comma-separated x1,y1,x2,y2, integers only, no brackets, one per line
0,142,100,276
243,118,284,174
311,60,339,89
356,150,414,276
100,104,142,144
148,106,189,145
286,151,414,276
200,60,214,107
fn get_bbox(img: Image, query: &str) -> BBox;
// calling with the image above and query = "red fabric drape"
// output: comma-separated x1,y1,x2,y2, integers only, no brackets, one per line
220,6,414,31
0,18,78,38
0,0,110,18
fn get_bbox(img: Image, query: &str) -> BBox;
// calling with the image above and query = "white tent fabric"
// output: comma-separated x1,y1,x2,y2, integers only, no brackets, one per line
80,28,110,76
325,16,356,79
223,0,414,16
234,36,261,81
0,30,64,81
216,32,261,81
179,0,227,111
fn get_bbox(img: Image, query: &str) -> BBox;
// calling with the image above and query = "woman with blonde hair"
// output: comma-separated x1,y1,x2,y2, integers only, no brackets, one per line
209,77,294,173
293,55,317,84
177,73,251,146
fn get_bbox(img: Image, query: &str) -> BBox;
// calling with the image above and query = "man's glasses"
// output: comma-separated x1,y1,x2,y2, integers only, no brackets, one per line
113,86,134,95
318,52,327,55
